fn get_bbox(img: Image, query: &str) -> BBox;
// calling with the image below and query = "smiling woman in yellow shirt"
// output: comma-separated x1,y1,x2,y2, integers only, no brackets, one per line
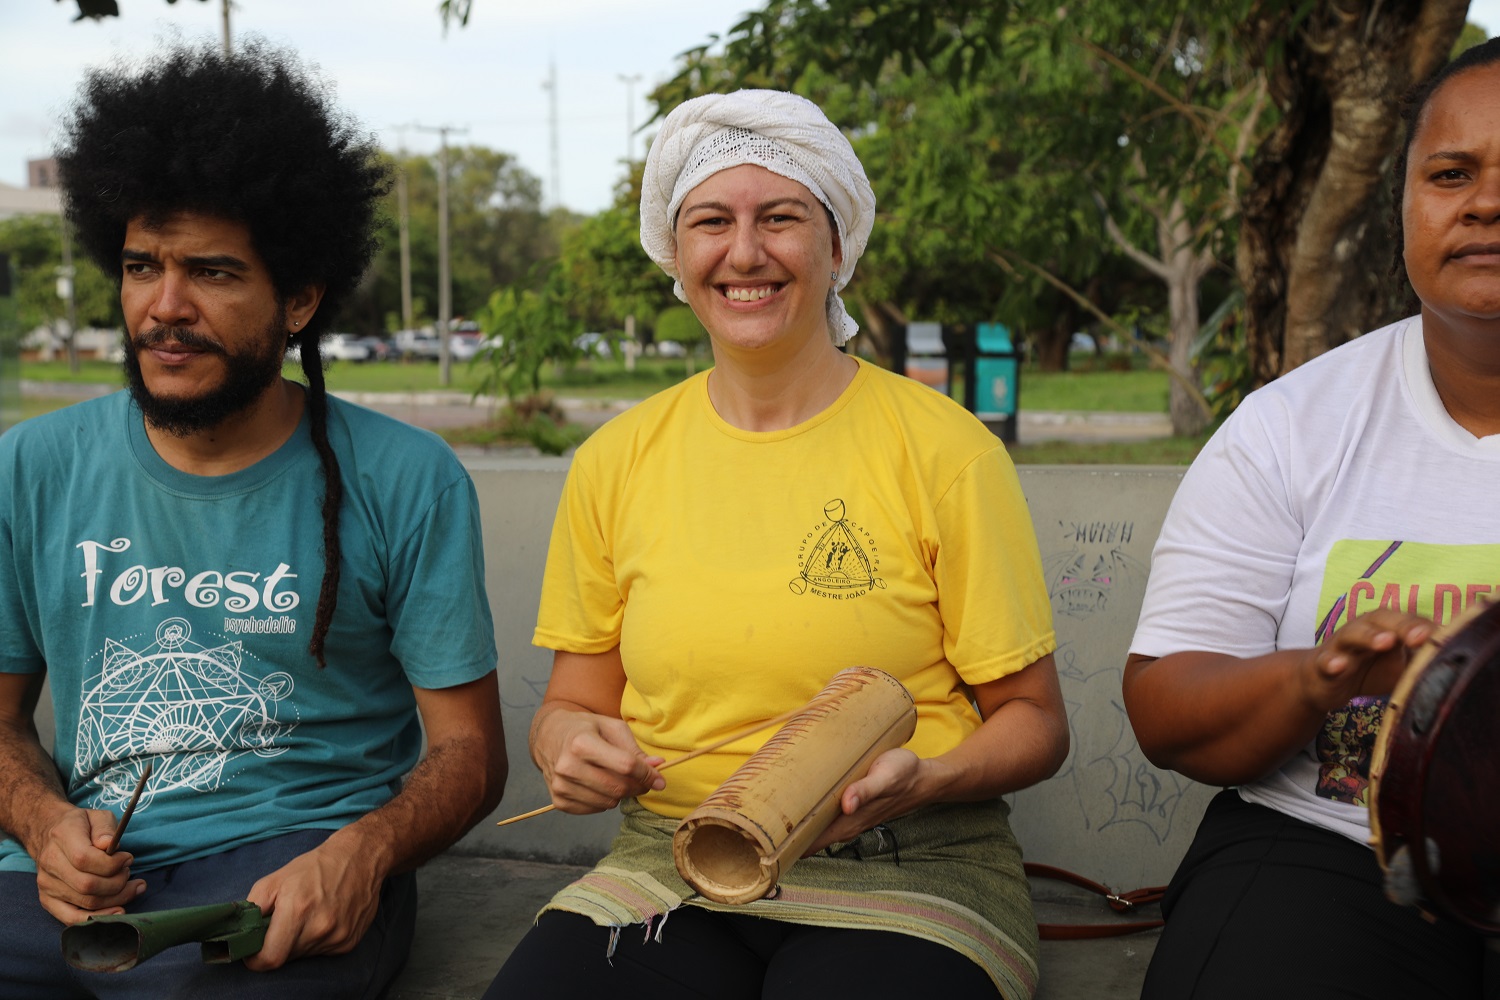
487,89,1066,1000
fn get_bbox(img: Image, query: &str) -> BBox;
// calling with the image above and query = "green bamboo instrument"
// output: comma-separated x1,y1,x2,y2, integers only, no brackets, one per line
61,900,268,972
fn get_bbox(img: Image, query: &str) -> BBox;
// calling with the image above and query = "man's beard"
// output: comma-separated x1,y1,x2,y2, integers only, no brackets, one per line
123,313,290,437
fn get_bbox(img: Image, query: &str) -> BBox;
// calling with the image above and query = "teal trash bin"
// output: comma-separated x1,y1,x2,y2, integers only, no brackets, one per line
971,322,1018,443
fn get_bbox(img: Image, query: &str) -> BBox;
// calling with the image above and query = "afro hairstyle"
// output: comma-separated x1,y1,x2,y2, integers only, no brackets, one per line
55,37,392,340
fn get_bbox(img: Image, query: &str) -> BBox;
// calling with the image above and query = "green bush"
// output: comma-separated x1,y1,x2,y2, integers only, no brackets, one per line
654,305,705,347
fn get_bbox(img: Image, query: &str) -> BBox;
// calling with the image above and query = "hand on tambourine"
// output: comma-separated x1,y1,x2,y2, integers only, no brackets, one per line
1302,608,1434,712
533,709,666,814
805,748,934,855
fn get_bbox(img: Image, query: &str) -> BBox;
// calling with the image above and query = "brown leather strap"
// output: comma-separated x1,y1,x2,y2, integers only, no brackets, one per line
1026,862,1166,940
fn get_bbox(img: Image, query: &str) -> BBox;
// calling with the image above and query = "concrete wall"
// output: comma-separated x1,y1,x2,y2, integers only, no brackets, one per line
33,460,1208,888
1003,468,1213,888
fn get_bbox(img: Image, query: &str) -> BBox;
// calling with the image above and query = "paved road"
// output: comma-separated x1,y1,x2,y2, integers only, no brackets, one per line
18,382,1174,446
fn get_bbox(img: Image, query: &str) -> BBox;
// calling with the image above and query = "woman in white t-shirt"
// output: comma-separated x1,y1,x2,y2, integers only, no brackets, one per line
1125,37,1500,1000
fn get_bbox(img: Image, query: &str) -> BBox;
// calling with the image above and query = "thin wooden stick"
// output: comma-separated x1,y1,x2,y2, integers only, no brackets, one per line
495,703,808,828
106,761,153,855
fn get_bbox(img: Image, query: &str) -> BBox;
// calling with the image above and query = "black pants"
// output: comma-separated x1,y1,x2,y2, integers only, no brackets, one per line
1142,789,1500,1000
485,907,1001,999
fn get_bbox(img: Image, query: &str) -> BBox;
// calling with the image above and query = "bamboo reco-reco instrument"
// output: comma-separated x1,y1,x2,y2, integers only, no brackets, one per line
494,703,818,828
673,666,916,905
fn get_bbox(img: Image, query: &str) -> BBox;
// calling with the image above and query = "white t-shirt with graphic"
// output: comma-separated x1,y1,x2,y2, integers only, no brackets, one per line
1131,316,1500,843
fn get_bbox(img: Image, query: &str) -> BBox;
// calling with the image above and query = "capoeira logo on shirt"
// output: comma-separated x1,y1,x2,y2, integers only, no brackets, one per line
74,617,298,811
789,498,886,600
1311,538,1500,806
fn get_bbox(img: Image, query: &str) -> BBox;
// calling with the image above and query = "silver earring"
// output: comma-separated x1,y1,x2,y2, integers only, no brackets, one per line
830,270,838,281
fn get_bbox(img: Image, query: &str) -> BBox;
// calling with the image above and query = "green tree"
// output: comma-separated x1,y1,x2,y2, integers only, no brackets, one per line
553,166,676,339
654,305,706,374
1237,0,1468,380
664,0,1468,388
0,215,120,359
350,147,565,336
474,276,580,400
659,8,1253,434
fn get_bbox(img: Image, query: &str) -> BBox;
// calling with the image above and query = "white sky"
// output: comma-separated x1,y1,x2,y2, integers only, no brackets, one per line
3,1,1498,216
0,0,754,215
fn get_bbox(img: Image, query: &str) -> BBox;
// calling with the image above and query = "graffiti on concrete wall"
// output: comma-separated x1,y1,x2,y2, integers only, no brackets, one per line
1041,518,1192,846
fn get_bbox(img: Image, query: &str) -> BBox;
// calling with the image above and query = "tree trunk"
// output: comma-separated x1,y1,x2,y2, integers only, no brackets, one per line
1160,199,1213,437
1238,0,1469,381
851,297,904,367
1033,293,1081,373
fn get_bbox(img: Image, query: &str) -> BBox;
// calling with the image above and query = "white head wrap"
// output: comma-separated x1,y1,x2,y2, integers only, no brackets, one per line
640,89,876,346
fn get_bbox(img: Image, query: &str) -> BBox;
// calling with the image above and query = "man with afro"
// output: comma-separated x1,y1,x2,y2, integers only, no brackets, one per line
0,39,507,997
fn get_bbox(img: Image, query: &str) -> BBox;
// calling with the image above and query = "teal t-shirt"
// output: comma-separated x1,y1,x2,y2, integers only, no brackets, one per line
0,391,497,872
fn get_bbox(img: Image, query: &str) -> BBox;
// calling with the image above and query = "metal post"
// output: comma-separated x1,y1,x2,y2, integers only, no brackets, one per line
618,73,642,163
59,221,79,374
221,0,232,55
415,124,468,387
436,135,451,386
397,167,413,334
544,59,560,209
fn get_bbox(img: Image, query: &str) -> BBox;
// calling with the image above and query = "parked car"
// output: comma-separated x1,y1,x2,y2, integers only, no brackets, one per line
653,340,687,358
325,333,372,363
574,332,612,359
353,335,393,362
393,329,441,361
449,331,485,362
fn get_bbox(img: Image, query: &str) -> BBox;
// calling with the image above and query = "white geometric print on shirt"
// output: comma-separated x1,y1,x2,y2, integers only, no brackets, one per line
74,617,298,811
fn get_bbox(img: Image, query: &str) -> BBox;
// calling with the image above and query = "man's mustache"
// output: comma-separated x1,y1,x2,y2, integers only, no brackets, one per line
132,326,228,357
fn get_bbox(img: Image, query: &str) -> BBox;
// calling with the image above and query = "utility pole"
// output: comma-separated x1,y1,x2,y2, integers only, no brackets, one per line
415,123,467,386
390,126,416,335
543,57,561,210
221,0,232,55
57,222,79,374
397,166,413,334
618,73,642,163
618,73,643,367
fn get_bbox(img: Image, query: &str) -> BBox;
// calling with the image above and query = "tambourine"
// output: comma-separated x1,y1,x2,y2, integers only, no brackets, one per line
1369,599,1500,934
672,666,917,905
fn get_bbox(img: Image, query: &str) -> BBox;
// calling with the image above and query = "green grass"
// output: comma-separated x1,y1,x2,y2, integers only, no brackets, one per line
1017,368,1169,413
17,353,1167,411
15,359,126,386
307,355,696,399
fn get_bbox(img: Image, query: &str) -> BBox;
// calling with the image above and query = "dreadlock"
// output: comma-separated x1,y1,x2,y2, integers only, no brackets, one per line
298,330,345,667
55,38,393,667
1389,36,1500,310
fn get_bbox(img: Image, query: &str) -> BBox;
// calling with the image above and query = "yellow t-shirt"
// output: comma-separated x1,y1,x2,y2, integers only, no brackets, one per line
534,358,1056,817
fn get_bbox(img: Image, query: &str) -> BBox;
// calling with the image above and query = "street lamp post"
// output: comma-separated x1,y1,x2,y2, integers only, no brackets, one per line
618,73,643,163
